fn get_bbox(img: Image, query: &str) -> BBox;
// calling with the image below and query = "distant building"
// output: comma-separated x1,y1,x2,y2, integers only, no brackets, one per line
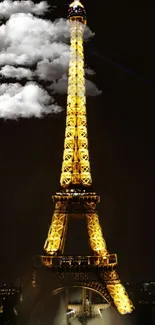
0,281,22,325
124,281,155,325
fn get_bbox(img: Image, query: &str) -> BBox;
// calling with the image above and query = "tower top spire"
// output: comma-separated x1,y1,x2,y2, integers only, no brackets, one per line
70,1,84,8
68,0,86,24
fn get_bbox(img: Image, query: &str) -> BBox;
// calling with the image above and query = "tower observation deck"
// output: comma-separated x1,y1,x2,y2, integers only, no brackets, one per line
41,0,134,316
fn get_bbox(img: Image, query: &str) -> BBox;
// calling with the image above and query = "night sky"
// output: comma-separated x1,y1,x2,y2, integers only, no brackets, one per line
0,1,155,283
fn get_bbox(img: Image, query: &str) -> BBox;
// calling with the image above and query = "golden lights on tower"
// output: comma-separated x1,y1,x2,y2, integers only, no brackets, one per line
60,7,91,187
43,0,134,315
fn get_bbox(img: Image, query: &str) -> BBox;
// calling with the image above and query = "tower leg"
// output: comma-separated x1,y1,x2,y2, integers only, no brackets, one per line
82,287,86,314
104,270,134,314
44,201,68,255
88,290,92,316
85,202,107,256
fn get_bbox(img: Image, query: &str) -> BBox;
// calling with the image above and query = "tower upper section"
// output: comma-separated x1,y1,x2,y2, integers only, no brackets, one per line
68,1,87,24
60,1,92,189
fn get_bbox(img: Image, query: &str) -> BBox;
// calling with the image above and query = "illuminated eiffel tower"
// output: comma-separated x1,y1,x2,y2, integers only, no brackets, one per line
41,0,134,319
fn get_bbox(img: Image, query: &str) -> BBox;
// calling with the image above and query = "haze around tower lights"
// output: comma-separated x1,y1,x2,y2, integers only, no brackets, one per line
0,0,101,119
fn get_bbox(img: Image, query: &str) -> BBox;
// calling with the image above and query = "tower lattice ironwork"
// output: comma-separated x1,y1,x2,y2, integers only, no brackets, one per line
42,0,134,317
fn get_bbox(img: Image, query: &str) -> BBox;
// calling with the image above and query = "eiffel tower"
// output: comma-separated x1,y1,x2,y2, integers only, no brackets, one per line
41,0,134,319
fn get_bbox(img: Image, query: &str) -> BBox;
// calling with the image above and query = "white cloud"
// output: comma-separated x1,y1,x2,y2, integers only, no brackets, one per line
0,65,33,79
0,83,62,119
0,13,94,68
0,3,100,119
85,79,102,96
0,12,98,89
35,52,69,81
50,75,102,96
49,75,68,94
85,67,95,76
0,14,69,66
83,24,95,40
0,0,49,19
